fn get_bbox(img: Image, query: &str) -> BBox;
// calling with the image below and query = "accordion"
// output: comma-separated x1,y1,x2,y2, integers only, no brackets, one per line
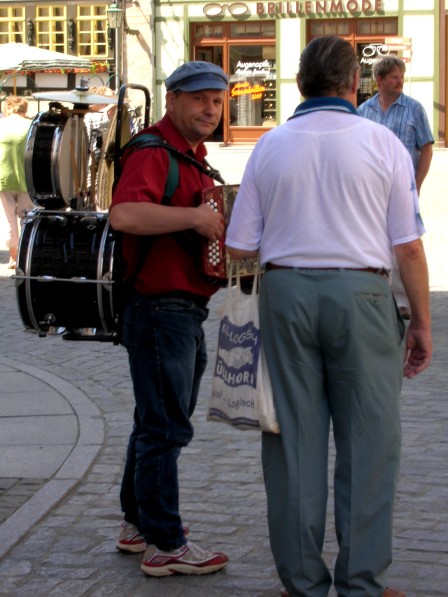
201,184,259,282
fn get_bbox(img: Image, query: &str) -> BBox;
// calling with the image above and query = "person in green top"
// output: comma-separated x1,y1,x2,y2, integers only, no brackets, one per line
0,96,35,268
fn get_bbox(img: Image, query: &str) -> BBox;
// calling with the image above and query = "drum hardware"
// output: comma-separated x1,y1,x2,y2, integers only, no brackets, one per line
43,102,69,119
14,274,113,285
45,214,67,226
38,313,60,334
79,215,101,228
113,83,151,186
69,197,85,211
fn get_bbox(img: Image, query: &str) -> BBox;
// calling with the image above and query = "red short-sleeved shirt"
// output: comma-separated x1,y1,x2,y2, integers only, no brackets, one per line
110,115,219,298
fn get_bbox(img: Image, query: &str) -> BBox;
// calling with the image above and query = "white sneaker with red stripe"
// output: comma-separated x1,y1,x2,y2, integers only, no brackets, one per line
116,521,146,553
116,520,191,554
140,540,228,576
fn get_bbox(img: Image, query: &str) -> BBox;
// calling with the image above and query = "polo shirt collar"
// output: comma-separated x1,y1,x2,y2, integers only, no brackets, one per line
289,97,357,120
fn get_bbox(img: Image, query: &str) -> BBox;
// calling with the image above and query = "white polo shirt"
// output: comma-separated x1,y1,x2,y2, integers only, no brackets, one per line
226,103,424,271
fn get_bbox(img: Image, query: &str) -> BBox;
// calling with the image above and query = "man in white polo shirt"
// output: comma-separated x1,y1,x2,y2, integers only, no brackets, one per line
226,36,431,597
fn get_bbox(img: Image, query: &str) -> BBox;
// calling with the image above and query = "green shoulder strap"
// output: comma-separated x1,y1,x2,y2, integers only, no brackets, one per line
114,134,180,318
120,133,179,203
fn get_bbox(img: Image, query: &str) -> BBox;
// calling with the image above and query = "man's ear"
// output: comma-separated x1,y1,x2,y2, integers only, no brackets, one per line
165,91,175,113
352,69,360,95
296,73,303,95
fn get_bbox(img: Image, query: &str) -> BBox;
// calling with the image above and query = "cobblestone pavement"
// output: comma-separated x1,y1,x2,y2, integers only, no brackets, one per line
0,478,46,524
0,151,446,596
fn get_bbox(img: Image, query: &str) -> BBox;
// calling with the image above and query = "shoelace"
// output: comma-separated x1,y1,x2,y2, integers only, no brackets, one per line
184,541,210,560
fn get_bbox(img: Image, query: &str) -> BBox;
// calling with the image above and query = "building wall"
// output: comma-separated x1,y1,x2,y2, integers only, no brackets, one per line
146,0,441,144
0,1,440,143
118,0,154,111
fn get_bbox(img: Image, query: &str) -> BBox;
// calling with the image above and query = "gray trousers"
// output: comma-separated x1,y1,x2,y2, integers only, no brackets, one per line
259,269,405,597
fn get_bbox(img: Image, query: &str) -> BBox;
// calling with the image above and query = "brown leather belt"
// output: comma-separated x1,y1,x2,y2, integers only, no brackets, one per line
266,263,389,278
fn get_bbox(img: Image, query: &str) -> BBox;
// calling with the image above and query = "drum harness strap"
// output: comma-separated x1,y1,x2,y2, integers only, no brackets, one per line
120,133,226,186
115,134,226,337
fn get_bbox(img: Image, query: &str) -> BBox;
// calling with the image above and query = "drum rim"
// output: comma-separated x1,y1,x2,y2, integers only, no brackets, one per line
24,111,88,206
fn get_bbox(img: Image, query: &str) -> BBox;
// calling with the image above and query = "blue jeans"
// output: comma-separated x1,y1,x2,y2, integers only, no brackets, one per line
119,292,208,551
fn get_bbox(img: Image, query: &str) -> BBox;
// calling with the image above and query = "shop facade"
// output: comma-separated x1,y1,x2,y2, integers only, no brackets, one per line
154,0,443,145
0,1,444,144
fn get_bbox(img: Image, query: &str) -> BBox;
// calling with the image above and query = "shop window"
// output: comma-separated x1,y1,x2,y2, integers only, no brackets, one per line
192,21,276,141
230,22,275,38
357,42,383,105
309,18,397,40
0,7,26,45
357,18,397,35
194,24,223,39
310,20,350,37
36,6,67,53
77,5,108,57
229,45,276,127
195,46,224,68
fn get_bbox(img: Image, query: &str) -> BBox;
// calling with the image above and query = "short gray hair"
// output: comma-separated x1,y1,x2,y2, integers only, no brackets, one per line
298,36,359,99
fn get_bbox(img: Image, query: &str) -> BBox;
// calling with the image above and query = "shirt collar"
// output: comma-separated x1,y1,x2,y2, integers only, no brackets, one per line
391,92,405,106
372,92,405,109
288,97,357,120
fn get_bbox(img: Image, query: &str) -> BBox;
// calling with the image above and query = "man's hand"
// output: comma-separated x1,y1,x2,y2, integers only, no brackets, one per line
403,325,432,378
193,202,225,241
394,238,432,378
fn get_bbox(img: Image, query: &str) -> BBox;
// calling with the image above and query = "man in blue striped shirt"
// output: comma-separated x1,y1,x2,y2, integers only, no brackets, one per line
358,56,434,318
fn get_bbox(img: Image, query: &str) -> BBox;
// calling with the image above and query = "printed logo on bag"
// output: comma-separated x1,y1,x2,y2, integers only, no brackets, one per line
214,316,260,388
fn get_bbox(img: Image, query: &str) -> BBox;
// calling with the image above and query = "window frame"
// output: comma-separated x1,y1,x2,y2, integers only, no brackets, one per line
35,5,68,53
77,5,108,59
0,6,26,45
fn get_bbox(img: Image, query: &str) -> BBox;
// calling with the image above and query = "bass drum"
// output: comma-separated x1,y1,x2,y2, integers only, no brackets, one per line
15,210,122,335
25,110,88,209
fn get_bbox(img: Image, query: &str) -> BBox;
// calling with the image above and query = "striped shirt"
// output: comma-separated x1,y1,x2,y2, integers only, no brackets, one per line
358,93,434,172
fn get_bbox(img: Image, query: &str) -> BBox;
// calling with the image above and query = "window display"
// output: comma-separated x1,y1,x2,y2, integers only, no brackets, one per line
191,22,276,141
229,46,276,127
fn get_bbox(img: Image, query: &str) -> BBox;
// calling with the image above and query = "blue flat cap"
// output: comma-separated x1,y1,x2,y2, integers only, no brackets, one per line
165,61,228,92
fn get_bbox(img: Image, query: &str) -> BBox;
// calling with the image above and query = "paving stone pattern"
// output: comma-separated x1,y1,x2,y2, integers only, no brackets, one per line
0,479,47,524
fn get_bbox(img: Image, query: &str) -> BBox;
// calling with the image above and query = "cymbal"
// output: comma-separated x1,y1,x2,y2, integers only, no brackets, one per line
33,89,119,105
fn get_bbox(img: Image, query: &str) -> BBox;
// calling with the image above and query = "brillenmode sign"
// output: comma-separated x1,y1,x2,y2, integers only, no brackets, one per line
256,0,383,14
